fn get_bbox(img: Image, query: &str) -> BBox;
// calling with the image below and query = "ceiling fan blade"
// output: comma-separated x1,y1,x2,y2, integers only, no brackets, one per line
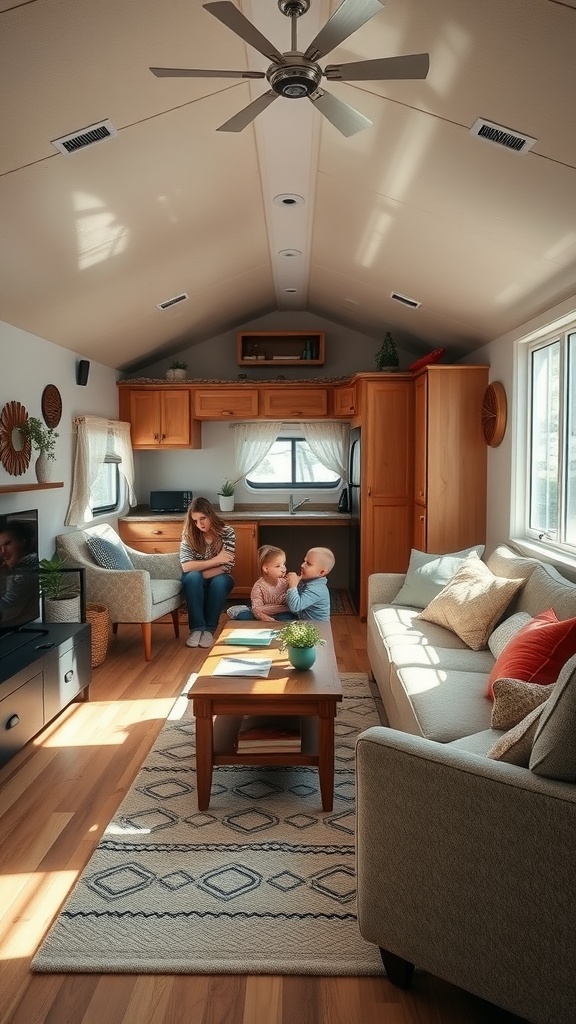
325,53,430,82
305,0,384,61
309,89,372,137
217,90,278,132
204,1,286,65
150,66,266,79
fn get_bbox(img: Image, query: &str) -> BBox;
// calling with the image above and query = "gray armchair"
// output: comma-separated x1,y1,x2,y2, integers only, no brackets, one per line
56,524,183,661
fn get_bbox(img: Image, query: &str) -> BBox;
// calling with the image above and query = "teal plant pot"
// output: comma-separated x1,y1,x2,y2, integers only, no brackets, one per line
287,645,316,670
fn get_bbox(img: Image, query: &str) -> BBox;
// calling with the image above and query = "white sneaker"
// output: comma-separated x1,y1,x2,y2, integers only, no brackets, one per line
186,630,202,648
199,631,214,648
227,605,250,619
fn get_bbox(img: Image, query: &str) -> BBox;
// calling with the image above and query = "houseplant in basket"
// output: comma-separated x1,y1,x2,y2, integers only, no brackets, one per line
39,554,81,622
218,479,235,512
277,620,325,670
166,359,188,381
18,416,59,482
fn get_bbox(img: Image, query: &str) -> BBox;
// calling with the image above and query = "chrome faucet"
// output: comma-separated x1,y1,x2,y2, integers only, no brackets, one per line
289,495,310,514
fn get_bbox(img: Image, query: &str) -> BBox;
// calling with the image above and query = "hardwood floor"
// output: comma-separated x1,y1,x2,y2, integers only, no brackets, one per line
0,614,527,1024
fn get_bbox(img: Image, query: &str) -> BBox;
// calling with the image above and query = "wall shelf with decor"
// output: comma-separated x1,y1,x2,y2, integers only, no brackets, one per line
237,331,325,367
0,482,64,494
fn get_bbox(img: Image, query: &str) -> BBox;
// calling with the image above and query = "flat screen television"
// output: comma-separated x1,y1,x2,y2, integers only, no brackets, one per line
0,508,44,654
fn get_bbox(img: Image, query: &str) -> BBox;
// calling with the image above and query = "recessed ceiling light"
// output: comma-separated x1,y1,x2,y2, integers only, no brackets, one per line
273,194,305,207
278,249,302,257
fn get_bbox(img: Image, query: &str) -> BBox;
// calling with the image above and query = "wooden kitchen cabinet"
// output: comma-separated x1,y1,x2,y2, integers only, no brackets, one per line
414,365,488,554
118,519,182,554
193,388,259,419
237,331,324,366
229,521,259,598
332,384,357,418
260,388,328,419
118,386,200,449
357,375,414,618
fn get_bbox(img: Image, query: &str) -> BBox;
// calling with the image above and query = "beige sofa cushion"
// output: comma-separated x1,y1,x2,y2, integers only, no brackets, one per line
487,704,546,766
417,553,525,651
530,654,576,782
390,545,485,609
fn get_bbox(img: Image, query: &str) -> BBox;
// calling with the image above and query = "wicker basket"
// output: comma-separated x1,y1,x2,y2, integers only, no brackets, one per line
86,602,109,668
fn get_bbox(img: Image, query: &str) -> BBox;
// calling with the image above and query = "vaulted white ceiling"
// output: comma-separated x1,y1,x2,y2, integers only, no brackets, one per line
1,0,575,371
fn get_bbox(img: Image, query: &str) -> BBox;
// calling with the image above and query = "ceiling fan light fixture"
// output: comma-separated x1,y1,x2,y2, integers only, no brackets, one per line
273,193,305,207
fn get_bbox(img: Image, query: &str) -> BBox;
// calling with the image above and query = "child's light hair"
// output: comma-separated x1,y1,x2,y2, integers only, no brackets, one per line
257,544,286,574
309,546,335,573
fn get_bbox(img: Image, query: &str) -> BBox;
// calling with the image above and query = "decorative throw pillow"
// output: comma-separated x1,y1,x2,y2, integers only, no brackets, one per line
86,535,134,571
416,553,525,651
486,703,546,766
529,654,576,782
485,609,576,699
488,612,532,659
490,678,554,730
391,544,485,609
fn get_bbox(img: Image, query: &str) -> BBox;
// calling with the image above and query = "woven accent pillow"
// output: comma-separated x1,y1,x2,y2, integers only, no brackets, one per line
487,703,547,766
485,609,576,698
530,654,576,782
416,553,525,651
391,544,485,609
86,535,134,571
491,678,554,730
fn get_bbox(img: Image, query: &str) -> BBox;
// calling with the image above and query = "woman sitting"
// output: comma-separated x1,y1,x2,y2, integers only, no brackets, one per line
180,497,235,649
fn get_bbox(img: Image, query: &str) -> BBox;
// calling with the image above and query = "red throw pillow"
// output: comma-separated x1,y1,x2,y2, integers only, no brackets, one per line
486,609,576,699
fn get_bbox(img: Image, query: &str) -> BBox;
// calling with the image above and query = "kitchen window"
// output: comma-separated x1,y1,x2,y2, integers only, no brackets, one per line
247,436,340,489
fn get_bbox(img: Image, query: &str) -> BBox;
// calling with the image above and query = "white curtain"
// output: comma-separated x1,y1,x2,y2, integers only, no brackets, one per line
232,421,283,480
299,421,350,481
65,416,136,526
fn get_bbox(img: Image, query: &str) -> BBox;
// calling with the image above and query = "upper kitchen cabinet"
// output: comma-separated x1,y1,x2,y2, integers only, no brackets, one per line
260,387,328,419
118,385,201,449
332,383,358,418
414,365,489,553
193,388,259,419
237,331,325,366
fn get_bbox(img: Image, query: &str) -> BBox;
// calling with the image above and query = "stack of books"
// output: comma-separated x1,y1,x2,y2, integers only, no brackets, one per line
236,715,301,754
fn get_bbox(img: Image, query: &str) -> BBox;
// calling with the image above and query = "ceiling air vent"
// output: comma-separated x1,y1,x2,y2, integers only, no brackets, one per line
391,291,421,309
51,119,118,155
156,293,189,311
470,118,536,154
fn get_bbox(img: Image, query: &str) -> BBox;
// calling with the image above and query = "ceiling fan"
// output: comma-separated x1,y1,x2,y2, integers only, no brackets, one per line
150,0,429,137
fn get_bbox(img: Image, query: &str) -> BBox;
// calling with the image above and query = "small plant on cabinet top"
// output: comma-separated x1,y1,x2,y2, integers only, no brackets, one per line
277,621,325,650
219,479,235,497
18,416,59,459
169,360,187,370
375,332,399,372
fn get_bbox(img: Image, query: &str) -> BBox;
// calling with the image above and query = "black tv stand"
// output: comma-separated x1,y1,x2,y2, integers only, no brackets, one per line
0,625,49,657
0,622,91,766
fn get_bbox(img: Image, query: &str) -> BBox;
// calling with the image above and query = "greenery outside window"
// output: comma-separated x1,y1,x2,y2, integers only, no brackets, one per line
247,437,340,489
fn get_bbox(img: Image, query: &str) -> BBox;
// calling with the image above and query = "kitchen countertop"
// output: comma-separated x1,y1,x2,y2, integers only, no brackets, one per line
122,505,351,523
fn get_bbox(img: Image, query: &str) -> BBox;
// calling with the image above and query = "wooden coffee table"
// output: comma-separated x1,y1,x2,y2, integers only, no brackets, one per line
188,620,342,812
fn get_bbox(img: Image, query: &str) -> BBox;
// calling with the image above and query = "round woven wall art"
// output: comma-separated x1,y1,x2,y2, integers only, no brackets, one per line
0,400,31,475
481,381,507,448
41,384,62,428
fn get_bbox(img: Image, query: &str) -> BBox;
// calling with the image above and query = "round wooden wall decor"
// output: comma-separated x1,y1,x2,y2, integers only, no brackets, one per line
481,381,507,447
41,384,62,428
0,400,31,475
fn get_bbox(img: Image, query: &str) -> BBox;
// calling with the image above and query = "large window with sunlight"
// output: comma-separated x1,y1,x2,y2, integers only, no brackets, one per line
247,436,340,489
526,328,576,554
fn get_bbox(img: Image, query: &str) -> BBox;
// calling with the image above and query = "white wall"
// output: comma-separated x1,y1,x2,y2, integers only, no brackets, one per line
0,321,119,557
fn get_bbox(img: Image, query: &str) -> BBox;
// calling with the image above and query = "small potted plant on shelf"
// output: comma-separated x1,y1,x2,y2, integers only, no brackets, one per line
166,359,188,381
39,554,81,623
277,620,326,670
218,479,236,513
375,331,400,372
18,416,59,482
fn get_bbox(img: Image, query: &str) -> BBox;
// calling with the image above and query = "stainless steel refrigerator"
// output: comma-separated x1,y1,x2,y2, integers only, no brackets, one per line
348,427,361,613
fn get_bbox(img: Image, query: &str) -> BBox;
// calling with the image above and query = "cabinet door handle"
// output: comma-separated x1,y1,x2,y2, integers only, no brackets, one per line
221,410,233,416
152,530,163,535
291,410,302,416
419,515,425,522
154,433,159,440
161,433,166,440
6,714,20,730
418,490,425,498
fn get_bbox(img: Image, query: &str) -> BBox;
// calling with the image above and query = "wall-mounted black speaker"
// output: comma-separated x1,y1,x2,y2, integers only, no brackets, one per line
76,359,90,386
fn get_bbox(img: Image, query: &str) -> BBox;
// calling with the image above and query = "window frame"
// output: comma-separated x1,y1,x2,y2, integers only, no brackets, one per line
246,435,341,491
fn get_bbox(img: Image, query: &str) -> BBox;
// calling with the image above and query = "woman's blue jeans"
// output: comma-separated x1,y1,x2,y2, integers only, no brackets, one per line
181,571,235,633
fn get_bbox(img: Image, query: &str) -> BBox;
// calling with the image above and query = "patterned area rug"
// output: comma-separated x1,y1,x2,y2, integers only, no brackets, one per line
32,674,385,976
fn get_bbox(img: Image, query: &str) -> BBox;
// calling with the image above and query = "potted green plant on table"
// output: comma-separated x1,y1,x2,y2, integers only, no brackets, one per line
218,479,235,512
18,416,59,482
277,620,326,670
39,554,81,623
375,331,400,372
166,360,188,381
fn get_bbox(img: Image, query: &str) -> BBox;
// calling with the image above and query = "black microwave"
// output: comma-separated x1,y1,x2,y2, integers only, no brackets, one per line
149,490,193,513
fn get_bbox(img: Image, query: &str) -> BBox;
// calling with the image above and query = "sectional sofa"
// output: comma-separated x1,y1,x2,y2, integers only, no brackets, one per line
356,543,576,1024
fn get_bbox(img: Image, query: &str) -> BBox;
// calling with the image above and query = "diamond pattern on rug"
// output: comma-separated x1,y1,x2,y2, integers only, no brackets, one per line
32,673,386,977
